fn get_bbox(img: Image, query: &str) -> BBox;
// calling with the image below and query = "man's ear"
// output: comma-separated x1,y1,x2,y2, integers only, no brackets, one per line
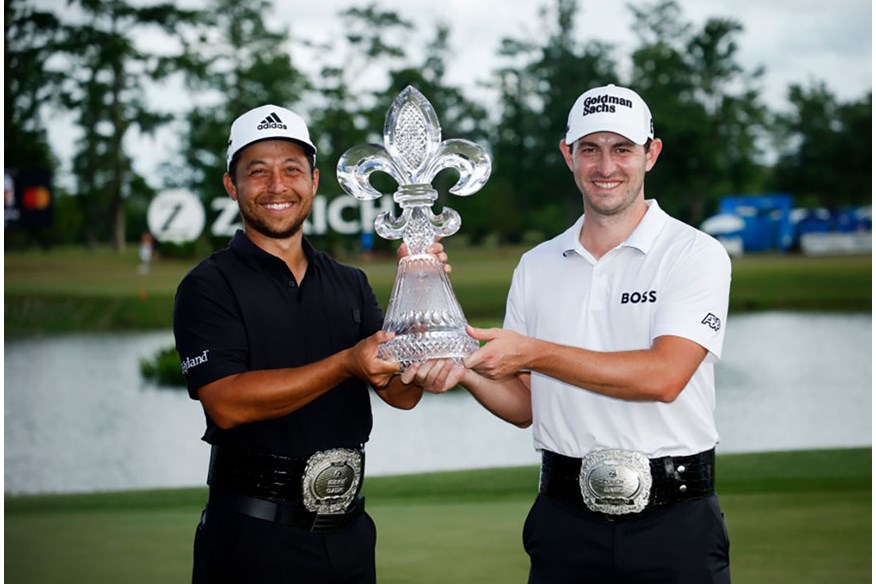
311,167,320,197
645,138,663,172
222,173,238,201
559,139,574,171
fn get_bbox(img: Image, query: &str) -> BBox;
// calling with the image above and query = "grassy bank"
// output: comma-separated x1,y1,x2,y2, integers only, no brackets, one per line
4,246,872,335
4,448,871,583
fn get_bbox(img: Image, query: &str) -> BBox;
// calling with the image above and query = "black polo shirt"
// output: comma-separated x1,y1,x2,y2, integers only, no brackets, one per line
173,230,384,458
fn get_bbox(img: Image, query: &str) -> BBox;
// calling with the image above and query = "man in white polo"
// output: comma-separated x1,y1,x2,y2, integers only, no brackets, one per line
407,84,732,582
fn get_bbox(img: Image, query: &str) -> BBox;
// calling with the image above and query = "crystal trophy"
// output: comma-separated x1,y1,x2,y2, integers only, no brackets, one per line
337,86,491,370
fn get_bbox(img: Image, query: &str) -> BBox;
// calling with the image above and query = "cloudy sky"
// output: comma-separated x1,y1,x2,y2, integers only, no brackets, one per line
41,0,872,187
285,0,872,110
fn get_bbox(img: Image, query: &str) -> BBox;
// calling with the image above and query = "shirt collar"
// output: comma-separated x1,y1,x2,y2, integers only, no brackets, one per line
560,199,669,258
229,229,318,273
622,199,669,254
560,215,587,258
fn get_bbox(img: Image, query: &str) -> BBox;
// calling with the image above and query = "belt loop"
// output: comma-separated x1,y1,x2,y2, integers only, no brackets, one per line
310,513,326,532
662,457,675,479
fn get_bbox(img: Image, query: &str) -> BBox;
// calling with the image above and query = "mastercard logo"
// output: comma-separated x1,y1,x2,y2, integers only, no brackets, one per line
23,186,51,210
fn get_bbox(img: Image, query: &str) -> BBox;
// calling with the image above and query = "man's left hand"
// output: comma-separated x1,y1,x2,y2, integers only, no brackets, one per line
397,241,451,274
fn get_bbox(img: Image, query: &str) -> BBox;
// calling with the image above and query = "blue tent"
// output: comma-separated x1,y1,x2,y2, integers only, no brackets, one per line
718,194,794,252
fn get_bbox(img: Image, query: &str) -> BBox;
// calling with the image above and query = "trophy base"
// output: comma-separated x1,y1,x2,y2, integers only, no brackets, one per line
378,329,479,370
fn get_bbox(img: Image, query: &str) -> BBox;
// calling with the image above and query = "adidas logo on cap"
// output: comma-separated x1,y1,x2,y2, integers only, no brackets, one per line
257,112,287,131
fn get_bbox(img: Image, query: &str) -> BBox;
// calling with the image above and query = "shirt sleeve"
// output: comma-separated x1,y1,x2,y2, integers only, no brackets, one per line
172,267,249,399
358,269,384,338
652,234,732,362
503,260,527,335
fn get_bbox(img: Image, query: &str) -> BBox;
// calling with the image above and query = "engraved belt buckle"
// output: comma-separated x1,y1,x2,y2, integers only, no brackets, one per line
579,449,652,515
302,448,363,527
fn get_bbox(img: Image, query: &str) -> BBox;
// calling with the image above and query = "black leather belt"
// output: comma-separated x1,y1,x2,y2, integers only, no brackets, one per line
206,444,365,531
539,448,715,520
208,490,365,532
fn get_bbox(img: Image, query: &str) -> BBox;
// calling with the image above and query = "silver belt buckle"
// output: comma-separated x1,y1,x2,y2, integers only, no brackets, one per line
579,449,652,515
302,448,363,516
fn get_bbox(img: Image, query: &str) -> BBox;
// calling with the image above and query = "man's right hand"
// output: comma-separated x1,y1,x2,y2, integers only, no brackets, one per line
464,326,532,380
346,330,402,388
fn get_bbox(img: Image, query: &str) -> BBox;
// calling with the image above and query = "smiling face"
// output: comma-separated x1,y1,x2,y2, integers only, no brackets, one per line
223,140,319,244
560,132,662,218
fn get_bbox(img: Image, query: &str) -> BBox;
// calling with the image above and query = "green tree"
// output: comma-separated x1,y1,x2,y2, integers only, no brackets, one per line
53,0,203,250
489,0,619,241
4,0,64,172
299,4,426,254
308,3,415,199
4,0,71,248
172,0,310,223
770,83,872,208
628,0,769,224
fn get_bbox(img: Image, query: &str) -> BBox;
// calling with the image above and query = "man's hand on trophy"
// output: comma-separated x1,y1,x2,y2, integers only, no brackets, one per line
401,359,466,393
464,326,532,380
397,241,452,274
346,331,401,388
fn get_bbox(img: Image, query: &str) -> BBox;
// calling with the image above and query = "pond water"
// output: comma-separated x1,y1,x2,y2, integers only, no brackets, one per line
4,312,871,495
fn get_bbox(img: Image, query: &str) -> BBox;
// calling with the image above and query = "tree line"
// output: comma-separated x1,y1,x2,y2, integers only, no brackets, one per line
5,0,871,252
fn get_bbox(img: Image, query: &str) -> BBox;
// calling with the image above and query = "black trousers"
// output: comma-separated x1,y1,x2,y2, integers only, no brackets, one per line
524,494,731,584
192,504,377,584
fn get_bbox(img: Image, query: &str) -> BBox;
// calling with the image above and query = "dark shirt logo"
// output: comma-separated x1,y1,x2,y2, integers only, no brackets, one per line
620,291,657,304
701,313,722,331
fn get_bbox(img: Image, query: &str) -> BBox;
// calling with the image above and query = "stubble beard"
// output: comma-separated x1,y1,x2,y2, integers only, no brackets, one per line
579,173,645,218
239,198,311,240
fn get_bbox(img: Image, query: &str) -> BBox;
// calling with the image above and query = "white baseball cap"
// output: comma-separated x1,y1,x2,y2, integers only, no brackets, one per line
226,104,317,171
565,84,654,145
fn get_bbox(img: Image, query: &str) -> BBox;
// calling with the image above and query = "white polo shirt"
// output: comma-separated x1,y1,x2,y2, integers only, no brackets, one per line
504,200,731,458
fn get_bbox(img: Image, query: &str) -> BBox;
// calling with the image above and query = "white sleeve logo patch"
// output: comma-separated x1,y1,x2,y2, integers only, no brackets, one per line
701,313,722,331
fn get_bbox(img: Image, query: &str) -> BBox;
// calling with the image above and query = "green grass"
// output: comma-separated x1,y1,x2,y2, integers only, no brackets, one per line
5,449,871,583
729,254,873,312
4,246,872,336
5,248,870,580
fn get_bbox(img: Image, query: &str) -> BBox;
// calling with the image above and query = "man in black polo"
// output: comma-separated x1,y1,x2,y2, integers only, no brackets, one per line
173,104,429,583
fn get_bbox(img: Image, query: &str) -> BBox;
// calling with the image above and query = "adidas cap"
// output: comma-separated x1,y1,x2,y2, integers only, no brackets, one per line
565,84,654,145
226,104,317,171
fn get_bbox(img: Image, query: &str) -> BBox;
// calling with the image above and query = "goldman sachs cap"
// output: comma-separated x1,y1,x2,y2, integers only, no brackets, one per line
565,84,654,145
226,104,317,171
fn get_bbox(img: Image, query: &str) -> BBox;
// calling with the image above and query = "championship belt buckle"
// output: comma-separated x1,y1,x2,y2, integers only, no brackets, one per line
301,448,363,517
579,449,652,515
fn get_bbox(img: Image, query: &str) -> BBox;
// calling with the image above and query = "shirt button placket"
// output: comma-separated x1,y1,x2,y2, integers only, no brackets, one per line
590,263,606,311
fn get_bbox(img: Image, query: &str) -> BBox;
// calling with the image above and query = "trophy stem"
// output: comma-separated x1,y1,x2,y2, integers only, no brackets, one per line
378,254,478,369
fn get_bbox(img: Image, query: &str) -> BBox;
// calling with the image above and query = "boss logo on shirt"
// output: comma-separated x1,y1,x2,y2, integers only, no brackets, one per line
701,313,722,331
620,291,657,304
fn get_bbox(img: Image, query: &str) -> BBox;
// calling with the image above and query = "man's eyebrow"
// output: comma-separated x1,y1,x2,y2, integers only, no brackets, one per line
578,138,636,149
244,157,306,168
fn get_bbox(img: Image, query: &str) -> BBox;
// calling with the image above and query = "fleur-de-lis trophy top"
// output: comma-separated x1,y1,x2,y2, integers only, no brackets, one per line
338,86,491,255
337,86,492,369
